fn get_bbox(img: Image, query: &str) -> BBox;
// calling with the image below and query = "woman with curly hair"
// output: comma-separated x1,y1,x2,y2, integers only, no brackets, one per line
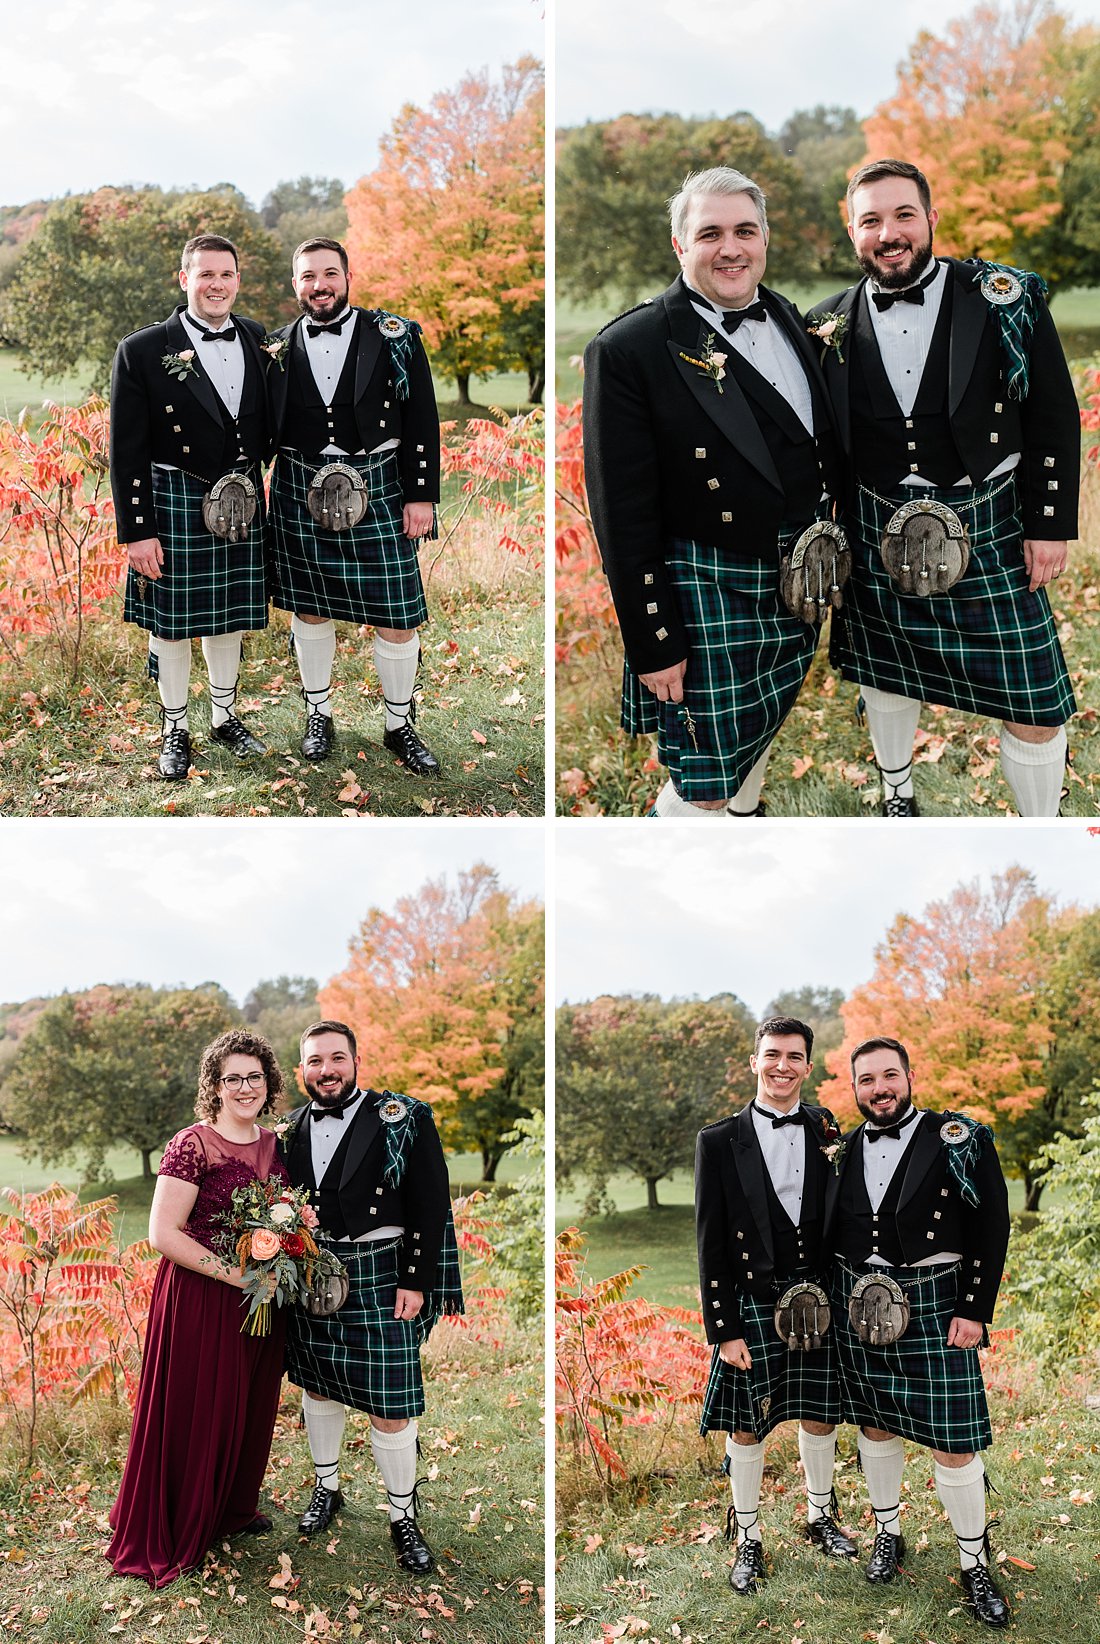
106,1029,289,1587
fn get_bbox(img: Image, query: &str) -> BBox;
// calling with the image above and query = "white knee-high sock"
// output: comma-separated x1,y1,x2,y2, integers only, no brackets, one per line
200,631,243,726
291,616,337,716
726,744,772,815
861,686,922,801
373,634,420,730
653,779,727,817
935,1456,988,1569
858,1433,905,1535
150,636,191,730
303,1395,346,1491
799,1426,838,1525
999,726,1066,817
371,1421,419,1521
726,1436,765,1542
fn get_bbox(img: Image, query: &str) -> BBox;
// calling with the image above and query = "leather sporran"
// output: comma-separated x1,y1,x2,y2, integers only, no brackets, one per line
779,521,851,624
773,1281,831,1350
879,497,970,597
201,471,258,542
305,1265,349,1317
848,1272,910,1346
306,462,368,531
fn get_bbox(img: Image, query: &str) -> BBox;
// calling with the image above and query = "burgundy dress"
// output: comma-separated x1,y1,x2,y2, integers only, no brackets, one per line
106,1124,288,1587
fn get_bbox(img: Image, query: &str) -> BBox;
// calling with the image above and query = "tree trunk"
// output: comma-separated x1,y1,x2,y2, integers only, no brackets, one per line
1023,1176,1044,1212
141,1149,154,1180
481,1150,500,1182
527,365,544,404
646,1177,660,1210
454,373,472,405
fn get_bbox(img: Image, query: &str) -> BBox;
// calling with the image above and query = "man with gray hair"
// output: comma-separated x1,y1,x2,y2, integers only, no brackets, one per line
583,167,845,816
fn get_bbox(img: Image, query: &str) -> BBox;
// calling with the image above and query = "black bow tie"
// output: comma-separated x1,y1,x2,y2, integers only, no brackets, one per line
871,265,938,311
310,1096,357,1121
722,301,767,331
306,315,349,337
195,325,237,342
755,1103,804,1129
866,1111,918,1142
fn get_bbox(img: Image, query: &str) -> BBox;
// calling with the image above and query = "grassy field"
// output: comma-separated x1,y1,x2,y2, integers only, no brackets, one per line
0,1319,543,1644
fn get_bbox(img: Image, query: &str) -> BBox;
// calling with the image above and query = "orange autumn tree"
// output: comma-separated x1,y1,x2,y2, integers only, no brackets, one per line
319,864,544,1178
860,0,1072,265
345,56,544,404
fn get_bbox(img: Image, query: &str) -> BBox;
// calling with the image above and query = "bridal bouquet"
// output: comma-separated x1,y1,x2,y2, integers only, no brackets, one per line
223,1178,345,1336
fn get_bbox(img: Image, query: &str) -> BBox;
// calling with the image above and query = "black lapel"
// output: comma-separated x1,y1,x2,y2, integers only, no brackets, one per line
165,307,226,429
818,283,861,448
339,1089,382,1190
896,1112,942,1214
284,1104,316,1190
352,308,384,405
850,287,904,416
730,1104,776,1267
236,315,264,413
947,259,987,419
663,280,781,490
268,319,296,432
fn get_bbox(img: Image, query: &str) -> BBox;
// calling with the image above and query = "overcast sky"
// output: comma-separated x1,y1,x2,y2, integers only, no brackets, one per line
0,822,544,1007
557,0,1100,132
0,0,543,206
555,822,1098,1015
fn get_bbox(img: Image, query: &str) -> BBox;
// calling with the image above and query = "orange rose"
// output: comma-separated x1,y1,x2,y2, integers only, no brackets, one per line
250,1228,281,1260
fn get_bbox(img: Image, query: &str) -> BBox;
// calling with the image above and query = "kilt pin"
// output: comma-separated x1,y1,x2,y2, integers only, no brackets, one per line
583,277,845,803
808,258,1078,727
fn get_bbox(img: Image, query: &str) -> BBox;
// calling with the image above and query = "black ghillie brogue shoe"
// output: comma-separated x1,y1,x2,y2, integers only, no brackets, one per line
158,725,191,781
301,707,335,762
209,713,267,759
297,1483,344,1536
882,793,920,817
806,1513,858,1559
960,1563,1011,1628
866,1528,905,1583
390,1515,435,1575
383,720,440,776
728,1536,767,1595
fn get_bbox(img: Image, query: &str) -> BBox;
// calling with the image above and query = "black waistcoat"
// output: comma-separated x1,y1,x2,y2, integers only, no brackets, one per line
725,347,841,527
284,333,360,456
848,280,966,488
836,1144,907,1265
761,1148,825,1277
216,354,265,468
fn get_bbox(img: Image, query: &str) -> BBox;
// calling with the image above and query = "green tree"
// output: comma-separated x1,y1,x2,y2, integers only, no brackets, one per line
242,975,319,1084
1025,27,1100,291
778,105,865,278
260,175,349,270
0,186,289,393
5,983,236,1180
556,992,756,1213
556,113,818,307
764,984,846,1100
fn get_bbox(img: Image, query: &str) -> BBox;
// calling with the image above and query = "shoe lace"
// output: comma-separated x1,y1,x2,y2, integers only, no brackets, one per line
387,1479,425,1524
871,1526,900,1562
162,725,189,754
389,721,426,755
304,707,329,737
217,713,253,750
883,794,913,817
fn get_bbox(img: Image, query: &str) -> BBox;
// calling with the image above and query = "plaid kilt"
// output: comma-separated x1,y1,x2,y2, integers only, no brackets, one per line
832,476,1075,725
699,1286,842,1440
284,1238,429,1420
622,537,818,801
830,1259,992,1453
122,465,268,639
268,450,429,627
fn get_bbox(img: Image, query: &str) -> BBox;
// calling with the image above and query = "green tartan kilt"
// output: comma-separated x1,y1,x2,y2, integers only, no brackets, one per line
284,1238,429,1419
122,465,269,639
621,537,819,801
830,1259,993,1453
699,1286,842,1439
268,450,429,628
832,475,1075,725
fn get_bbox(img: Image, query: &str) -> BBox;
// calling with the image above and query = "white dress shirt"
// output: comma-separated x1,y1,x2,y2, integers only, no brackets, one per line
299,306,400,458
862,1107,960,1267
308,1088,402,1243
181,309,245,419
750,1098,806,1224
685,280,815,434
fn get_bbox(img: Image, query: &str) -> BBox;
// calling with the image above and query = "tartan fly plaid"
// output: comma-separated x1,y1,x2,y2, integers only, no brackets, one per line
622,536,819,801
830,1258,993,1453
122,465,268,639
832,475,1075,725
699,1286,842,1440
285,1237,432,1420
268,449,429,628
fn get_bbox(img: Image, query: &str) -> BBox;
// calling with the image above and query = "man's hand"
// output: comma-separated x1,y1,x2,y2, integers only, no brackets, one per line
945,1316,983,1350
393,1287,424,1321
1022,539,1067,593
718,1337,752,1370
639,658,688,704
403,502,435,541
128,537,164,580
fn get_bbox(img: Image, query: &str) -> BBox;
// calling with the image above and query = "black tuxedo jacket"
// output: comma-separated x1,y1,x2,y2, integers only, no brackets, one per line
268,307,441,503
109,306,269,543
695,1101,839,1346
582,277,843,673
822,1110,1010,1326
808,258,1079,539
282,1090,451,1292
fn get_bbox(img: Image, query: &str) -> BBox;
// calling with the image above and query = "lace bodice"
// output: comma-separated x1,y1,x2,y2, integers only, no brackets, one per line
158,1124,287,1254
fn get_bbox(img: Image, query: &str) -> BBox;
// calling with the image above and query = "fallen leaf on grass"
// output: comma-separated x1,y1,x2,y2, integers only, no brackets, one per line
471,729,488,745
1004,1555,1037,1570
269,1552,297,1590
583,1533,603,1555
791,755,814,779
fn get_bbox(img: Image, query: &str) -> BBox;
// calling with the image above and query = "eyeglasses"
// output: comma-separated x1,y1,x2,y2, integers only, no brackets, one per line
221,1071,267,1092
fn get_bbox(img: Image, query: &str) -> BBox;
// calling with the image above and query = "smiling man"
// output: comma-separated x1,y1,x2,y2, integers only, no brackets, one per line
808,159,1079,816
695,1017,854,1594
583,167,845,817
265,238,442,775
109,233,271,779
824,1037,1012,1627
